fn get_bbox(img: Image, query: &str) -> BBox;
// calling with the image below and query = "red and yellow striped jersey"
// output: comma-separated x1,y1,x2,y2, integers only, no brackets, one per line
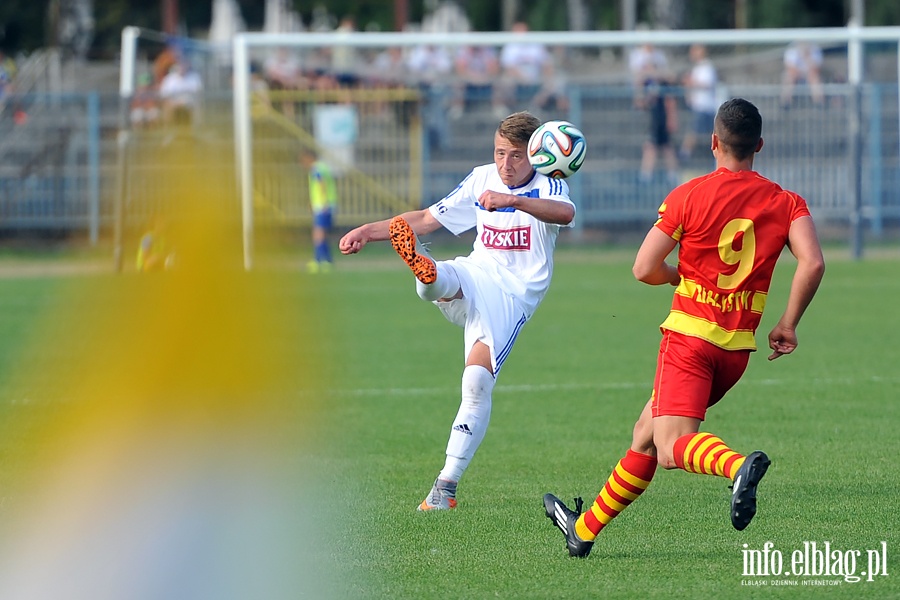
654,167,811,351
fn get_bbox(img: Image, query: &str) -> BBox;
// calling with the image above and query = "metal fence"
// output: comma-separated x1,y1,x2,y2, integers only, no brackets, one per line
0,92,101,239
0,81,898,242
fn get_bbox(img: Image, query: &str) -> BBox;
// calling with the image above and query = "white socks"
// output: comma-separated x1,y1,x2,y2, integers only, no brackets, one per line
439,365,495,483
416,262,461,302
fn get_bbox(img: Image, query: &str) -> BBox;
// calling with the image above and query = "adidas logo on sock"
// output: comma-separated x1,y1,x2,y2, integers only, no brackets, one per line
452,423,473,435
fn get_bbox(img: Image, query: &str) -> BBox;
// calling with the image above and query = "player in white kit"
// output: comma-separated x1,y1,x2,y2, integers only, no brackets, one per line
339,111,576,510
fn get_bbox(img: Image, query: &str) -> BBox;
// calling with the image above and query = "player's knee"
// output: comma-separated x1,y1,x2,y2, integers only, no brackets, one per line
415,268,460,302
631,421,653,454
655,450,679,470
460,365,494,407
652,436,680,469
416,279,439,301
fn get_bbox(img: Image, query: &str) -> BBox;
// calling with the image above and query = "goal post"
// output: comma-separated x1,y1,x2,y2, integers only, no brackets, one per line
233,31,462,270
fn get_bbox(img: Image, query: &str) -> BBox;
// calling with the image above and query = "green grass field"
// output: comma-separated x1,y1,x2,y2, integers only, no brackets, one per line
0,243,897,598
308,243,900,599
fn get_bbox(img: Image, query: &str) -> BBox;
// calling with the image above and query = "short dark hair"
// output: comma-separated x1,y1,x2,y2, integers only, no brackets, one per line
497,111,541,147
714,98,762,160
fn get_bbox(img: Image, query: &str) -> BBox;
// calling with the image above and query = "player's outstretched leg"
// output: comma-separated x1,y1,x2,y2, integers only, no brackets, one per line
730,450,770,531
418,478,457,511
543,494,593,558
389,216,436,284
672,433,770,530
550,449,655,557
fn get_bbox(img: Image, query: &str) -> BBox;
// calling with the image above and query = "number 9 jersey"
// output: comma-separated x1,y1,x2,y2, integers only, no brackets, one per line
654,167,811,351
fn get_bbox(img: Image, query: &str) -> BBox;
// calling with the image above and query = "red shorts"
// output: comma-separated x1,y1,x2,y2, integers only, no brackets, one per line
651,330,751,420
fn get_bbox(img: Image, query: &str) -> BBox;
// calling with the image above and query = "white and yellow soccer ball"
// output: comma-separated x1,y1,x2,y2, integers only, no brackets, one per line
527,120,587,179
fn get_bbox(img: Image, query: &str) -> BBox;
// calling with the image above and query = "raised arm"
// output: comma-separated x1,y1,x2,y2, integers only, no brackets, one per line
339,208,443,255
767,215,825,360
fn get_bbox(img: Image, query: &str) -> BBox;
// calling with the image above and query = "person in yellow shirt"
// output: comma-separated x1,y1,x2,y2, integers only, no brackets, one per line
299,149,337,273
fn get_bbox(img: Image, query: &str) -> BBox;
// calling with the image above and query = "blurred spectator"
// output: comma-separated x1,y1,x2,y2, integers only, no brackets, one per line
0,51,23,124
494,21,551,119
369,46,407,87
263,47,305,90
330,15,360,88
366,47,408,119
0,50,16,76
638,75,679,185
679,44,718,161
0,50,16,98
529,45,570,114
450,45,499,119
130,73,161,129
263,47,305,118
628,42,669,103
629,42,678,183
781,41,824,107
159,61,203,128
406,44,453,149
152,44,181,86
406,45,453,86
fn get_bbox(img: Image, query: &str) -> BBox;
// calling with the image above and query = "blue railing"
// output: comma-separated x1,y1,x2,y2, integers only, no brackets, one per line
0,83,897,241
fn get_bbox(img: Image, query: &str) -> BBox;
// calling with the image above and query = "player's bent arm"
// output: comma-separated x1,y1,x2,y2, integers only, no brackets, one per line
401,208,443,235
633,226,680,286
779,216,826,330
338,208,442,255
502,194,575,225
767,216,825,360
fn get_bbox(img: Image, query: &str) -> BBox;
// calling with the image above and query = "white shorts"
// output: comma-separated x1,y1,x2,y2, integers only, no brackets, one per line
433,256,528,376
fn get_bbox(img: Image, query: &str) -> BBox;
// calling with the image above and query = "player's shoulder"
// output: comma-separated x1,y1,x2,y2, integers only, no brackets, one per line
666,170,719,201
663,169,737,214
695,169,728,185
462,163,499,190
677,169,807,209
506,171,569,200
676,168,773,194
471,163,496,177
532,172,570,199
741,171,805,203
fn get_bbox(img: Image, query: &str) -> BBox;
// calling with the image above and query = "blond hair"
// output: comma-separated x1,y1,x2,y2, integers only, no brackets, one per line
497,111,541,147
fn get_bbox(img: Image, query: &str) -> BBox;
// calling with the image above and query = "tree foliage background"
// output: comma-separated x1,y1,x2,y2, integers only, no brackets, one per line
0,0,898,56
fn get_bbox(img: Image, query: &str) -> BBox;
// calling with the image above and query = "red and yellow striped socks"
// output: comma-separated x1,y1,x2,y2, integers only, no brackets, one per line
673,432,745,479
574,449,656,541
572,435,745,542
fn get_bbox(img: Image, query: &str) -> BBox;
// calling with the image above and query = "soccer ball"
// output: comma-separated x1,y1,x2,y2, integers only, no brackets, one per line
527,120,587,179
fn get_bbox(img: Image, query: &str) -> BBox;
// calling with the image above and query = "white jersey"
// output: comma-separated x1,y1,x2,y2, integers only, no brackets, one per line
687,59,718,114
429,164,575,317
499,42,549,83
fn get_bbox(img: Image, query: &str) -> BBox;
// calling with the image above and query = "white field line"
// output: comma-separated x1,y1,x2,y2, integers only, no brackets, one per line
318,375,898,398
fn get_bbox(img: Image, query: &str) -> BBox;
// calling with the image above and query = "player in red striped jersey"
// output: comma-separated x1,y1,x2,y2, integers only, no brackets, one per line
545,97,825,557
